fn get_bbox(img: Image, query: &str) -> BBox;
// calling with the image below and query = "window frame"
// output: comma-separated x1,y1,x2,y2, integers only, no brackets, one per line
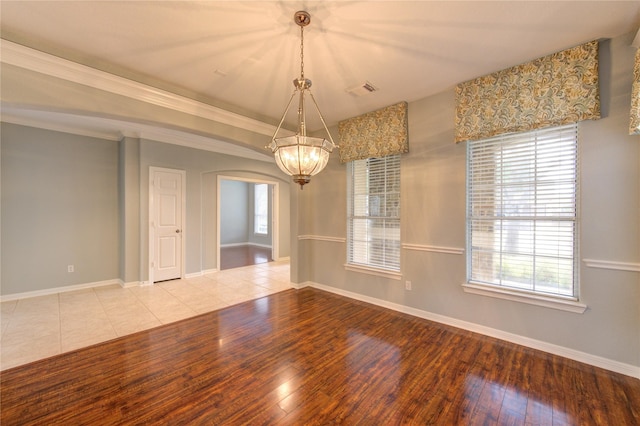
464,123,586,313
346,154,402,279
253,183,269,235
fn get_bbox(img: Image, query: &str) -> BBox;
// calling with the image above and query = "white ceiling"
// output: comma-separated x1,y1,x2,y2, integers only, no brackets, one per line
1,1,639,137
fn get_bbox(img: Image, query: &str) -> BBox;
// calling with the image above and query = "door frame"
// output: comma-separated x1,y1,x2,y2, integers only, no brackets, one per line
217,175,279,270
149,166,186,284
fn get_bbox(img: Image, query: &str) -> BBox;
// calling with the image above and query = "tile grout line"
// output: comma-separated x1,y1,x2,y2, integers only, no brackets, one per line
57,293,62,357
92,287,120,340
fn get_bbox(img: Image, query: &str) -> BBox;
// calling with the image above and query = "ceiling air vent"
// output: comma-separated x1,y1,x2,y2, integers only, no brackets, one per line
346,81,378,97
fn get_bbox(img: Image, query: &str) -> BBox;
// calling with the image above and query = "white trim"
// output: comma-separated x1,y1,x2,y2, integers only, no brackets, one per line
298,234,346,243
583,259,640,272
1,40,276,138
220,242,273,249
120,281,140,289
0,279,121,302
291,281,312,290
249,243,273,249
1,108,272,163
306,281,639,379
343,264,402,280
462,282,587,313
402,243,464,255
185,261,287,278
135,126,271,162
1,113,121,141
220,243,249,248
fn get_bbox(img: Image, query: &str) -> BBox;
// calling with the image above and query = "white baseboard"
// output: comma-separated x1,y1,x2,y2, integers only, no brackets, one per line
184,269,222,278
290,281,309,290
0,279,122,302
186,261,284,278
304,281,640,379
220,243,273,249
220,243,247,248
119,280,140,288
250,243,273,249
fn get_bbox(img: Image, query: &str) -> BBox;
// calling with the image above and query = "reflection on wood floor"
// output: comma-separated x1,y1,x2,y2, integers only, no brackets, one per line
1,287,638,424
220,244,272,270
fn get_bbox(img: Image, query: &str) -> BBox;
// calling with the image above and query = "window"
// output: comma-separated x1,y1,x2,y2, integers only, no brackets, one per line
347,155,401,272
254,183,268,235
467,123,579,299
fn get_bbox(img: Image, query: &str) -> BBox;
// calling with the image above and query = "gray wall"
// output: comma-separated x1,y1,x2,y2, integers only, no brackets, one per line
220,180,249,245
1,123,119,294
1,125,291,294
296,33,640,368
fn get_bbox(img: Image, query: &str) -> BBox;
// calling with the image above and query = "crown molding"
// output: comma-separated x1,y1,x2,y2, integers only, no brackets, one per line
132,127,271,162
1,106,272,162
1,112,121,141
0,40,277,137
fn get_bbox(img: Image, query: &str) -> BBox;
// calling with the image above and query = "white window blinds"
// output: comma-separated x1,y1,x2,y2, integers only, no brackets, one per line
467,123,579,298
347,155,401,271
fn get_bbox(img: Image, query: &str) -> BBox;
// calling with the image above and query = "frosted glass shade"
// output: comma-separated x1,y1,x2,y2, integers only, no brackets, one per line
269,135,334,187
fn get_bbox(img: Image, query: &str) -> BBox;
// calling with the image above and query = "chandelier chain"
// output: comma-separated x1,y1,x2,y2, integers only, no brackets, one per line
300,25,304,79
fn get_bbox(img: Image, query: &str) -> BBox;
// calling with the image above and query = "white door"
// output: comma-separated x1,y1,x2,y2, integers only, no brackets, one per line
151,168,184,282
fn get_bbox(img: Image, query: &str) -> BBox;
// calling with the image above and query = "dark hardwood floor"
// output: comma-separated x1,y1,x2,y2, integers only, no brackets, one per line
1,287,638,425
220,244,272,270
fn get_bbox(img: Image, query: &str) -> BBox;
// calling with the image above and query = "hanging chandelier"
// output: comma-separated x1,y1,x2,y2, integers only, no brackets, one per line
267,10,337,189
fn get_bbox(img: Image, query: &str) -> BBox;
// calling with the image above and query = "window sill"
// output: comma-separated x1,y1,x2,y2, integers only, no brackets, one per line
344,264,402,280
462,282,587,314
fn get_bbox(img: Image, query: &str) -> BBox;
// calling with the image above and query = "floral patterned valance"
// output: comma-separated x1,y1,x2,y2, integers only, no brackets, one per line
338,101,409,163
455,40,601,143
630,49,640,135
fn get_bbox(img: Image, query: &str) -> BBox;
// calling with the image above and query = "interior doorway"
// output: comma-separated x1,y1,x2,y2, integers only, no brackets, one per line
217,176,279,271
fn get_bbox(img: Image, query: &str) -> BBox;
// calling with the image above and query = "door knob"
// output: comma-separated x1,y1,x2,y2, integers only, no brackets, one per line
176,229,181,233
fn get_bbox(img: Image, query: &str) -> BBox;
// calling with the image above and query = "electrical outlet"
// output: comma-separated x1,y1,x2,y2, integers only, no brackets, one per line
405,280,411,290
68,265,74,273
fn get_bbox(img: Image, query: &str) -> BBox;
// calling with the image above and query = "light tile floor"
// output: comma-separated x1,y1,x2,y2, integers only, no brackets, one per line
0,260,292,371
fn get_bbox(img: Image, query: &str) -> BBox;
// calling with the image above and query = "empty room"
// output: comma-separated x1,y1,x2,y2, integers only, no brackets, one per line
1,1,639,424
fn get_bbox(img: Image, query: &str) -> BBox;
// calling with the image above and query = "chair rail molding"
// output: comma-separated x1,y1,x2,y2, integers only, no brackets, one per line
402,243,464,255
298,235,346,243
582,259,640,272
